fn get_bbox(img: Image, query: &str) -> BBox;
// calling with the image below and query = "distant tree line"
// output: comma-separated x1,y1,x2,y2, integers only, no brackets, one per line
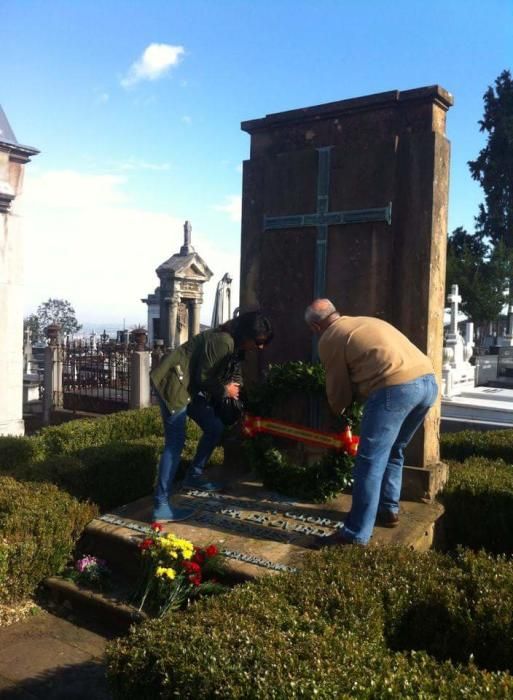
446,69,513,341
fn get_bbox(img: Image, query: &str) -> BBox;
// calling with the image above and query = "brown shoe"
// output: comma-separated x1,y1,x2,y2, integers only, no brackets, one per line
376,510,399,528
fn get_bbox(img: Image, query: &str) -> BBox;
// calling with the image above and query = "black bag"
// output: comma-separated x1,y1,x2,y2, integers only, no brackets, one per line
212,352,244,426
212,396,244,426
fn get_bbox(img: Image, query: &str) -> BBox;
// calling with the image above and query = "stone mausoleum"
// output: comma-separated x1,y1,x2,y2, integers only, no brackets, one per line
0,106,38,436
142,221,213,348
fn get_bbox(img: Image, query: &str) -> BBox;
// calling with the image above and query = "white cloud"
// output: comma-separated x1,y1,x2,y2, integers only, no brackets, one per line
23,170,128,208
121,43,185,88
20,169,239,327
116,158,170,172
181,115,192,125
95,92,109,104
214,195,242,223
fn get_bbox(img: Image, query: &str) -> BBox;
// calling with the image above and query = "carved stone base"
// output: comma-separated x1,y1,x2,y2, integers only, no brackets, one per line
0,418,25,437
401,462,449,503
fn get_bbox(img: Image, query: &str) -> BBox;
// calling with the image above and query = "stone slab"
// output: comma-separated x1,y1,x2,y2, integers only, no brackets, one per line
0,611,111,699
442,386,513,427
90,477,444,581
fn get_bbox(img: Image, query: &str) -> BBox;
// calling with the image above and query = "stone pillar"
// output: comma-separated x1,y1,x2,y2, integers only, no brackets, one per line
167,297,179,349
0,107,39,435
129,329,151,409
464,322,474,357
43,324,63,424
189,300,201,338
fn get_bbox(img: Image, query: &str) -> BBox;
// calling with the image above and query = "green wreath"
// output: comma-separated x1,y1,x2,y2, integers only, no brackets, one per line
244,362,362,502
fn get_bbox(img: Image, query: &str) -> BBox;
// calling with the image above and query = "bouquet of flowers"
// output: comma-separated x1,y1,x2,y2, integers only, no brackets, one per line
66,554,111,590
134,523,227,616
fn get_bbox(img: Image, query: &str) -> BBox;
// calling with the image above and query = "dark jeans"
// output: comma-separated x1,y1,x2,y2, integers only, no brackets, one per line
154,396,224,506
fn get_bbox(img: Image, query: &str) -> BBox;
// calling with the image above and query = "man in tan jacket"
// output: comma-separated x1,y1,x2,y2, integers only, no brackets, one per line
305,299,438,545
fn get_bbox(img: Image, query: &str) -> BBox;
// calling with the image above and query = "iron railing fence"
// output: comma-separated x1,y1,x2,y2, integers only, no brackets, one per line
58,338,135,413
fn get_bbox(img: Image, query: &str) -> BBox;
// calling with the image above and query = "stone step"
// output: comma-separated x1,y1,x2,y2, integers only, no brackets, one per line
44,576,146,633
46,480,445,633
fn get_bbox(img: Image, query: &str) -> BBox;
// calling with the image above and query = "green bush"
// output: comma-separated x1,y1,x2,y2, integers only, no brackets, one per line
0,409,222,512
246,435,353,501
77,439,162,510
441,428,513,463
440,457,513,554
26,437,163,511
0,436,44,473
106,547,513,698
37,406,163,457
0,476,96,603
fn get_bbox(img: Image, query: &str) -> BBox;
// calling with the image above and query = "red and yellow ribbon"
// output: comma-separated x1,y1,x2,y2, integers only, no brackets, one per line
243,415,359,456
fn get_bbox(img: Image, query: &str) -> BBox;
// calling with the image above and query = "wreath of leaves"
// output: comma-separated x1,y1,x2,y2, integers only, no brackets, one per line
244,361,362,502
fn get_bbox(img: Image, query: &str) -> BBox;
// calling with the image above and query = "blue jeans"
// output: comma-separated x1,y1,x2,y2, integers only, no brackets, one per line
342,373,438,545
154,396,224,506
186,396,224,479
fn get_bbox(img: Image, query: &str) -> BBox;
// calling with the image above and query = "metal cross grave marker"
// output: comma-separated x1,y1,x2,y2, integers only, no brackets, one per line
263,146,392,303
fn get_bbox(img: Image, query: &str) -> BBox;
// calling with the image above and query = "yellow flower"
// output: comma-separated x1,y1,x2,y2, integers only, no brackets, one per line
156,566,176,580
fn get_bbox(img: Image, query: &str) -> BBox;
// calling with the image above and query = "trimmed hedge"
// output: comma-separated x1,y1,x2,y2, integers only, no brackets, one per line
441,428,513,463
0,410,223,512
0,436,45,473
0,476,96,603
440,457,513,554
0,407,162,473
26,438,163,511
36,406,163,457
107,546,513,698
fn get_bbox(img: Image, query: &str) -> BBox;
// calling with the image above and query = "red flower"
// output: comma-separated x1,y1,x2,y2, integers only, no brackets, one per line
192,549,206,565
150,522,163,532
205,544,219,557
190,574,202,586
139,538,153,550
182,560,201,574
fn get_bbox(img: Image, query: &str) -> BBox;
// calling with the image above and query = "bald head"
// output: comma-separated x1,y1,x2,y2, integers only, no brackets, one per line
305,299,337,325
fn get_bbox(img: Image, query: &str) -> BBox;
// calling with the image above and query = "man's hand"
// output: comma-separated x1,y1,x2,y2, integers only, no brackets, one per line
225,382,240,399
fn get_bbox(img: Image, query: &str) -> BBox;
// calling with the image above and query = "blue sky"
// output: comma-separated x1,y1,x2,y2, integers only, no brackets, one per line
3,0,512,329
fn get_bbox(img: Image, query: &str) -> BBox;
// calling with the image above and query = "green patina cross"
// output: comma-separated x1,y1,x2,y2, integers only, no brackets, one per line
263,146,392,301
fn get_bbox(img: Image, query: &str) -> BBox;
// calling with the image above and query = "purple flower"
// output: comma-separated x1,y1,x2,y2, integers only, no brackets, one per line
75,555,107,573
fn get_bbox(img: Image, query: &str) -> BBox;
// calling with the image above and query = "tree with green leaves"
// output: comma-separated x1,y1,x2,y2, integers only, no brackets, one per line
446,227,508,329
445,69,513,336
35,298,82,338
468,69,513,247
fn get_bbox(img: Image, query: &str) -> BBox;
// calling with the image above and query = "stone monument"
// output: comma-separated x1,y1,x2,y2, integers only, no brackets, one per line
240,86,452,478
142,221,213,349
211,272,233,327
441,284,475,398
0,106,39,436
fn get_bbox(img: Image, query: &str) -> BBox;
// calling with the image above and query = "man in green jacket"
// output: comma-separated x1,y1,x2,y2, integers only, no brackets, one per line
151,311,273,522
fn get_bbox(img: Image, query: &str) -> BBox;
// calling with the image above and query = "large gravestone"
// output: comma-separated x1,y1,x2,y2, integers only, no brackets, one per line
240,86,452,476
